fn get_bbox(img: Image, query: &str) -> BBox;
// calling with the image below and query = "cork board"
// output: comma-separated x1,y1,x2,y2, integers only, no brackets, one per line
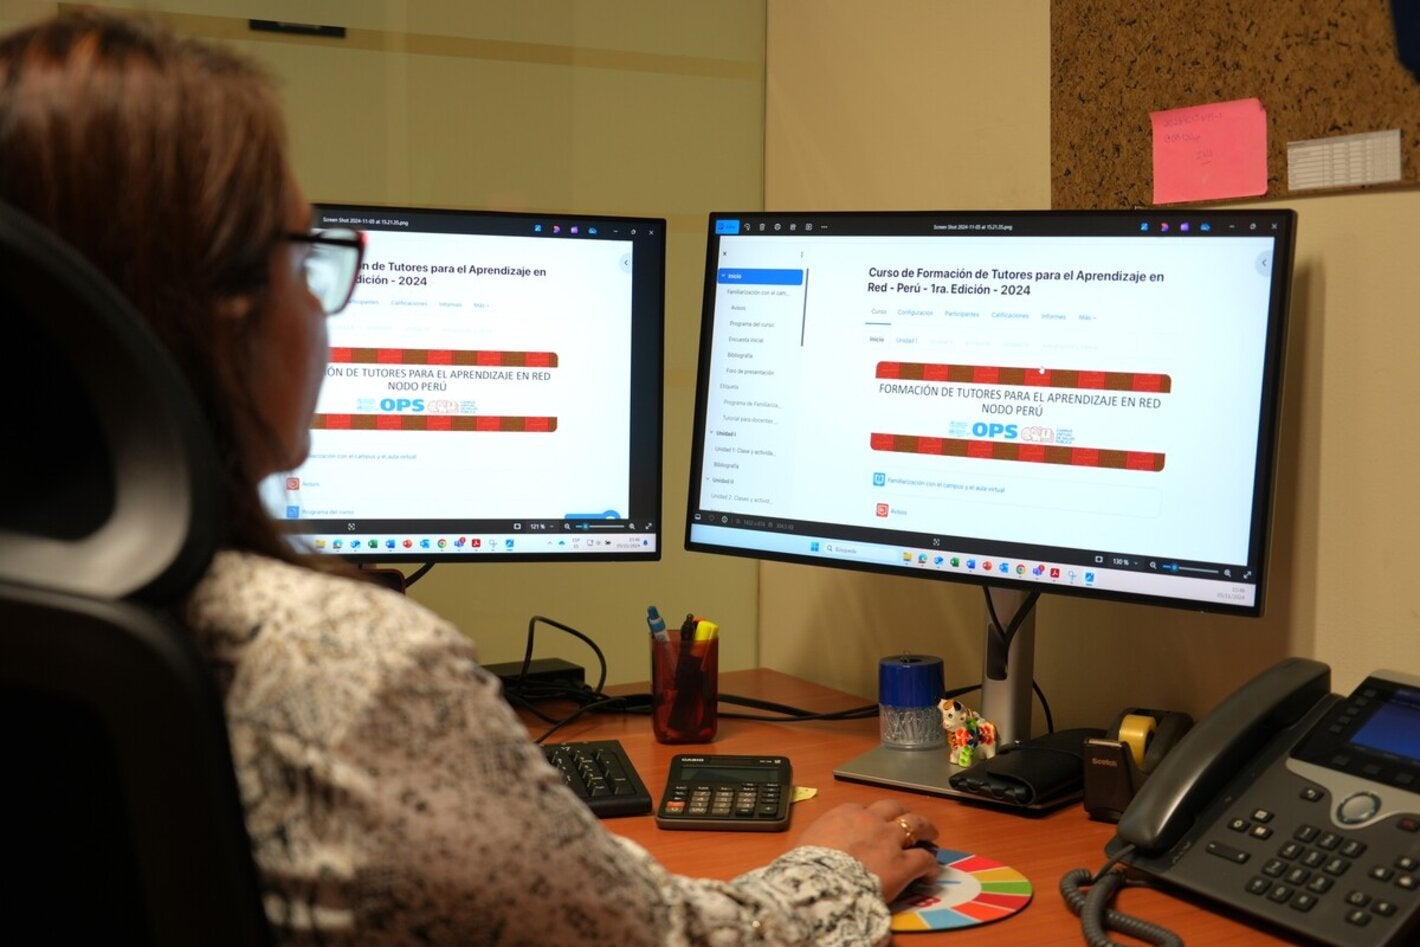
1051,0,1420,208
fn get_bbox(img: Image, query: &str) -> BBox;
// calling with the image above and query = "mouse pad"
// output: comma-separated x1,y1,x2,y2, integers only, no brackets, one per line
888,847,1033,932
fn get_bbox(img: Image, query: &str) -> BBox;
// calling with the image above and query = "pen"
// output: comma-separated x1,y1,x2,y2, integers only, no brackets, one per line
646,605,669,643
669,613,702,734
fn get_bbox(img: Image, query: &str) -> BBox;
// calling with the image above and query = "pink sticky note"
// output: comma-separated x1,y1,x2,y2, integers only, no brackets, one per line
1150,97,1267,204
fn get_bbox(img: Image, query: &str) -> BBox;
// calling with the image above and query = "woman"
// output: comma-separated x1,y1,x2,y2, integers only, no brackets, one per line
0,11,941,944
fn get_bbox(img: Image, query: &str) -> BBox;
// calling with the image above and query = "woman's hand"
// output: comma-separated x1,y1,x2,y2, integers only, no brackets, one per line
794,798,941,901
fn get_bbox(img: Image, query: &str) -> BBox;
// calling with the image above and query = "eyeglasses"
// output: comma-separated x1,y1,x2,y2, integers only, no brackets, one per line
283,228,366,315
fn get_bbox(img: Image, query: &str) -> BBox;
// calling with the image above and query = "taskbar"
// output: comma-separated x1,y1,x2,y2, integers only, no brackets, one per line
301,531,657,558
686,519,1257,610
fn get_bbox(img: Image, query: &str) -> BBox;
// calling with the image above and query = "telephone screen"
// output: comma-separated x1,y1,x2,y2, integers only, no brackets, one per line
1349,688,1420,762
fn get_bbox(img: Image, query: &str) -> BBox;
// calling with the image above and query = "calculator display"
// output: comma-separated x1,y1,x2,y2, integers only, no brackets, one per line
675,764,780,783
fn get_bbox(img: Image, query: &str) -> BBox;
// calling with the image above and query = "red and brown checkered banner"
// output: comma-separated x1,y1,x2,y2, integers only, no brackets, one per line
876,361,1170,393
870,432,1165,471
329,348,558,367
313,415,557,432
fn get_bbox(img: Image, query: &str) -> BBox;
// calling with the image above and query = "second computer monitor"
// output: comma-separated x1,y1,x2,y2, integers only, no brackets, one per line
264,203,665,562
687,209,1295,615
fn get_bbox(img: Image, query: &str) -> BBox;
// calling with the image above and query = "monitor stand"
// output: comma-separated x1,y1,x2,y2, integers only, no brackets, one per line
833,586,1047,806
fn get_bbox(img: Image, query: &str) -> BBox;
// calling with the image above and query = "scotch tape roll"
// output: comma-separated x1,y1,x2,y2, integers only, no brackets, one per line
1118,713,1158,770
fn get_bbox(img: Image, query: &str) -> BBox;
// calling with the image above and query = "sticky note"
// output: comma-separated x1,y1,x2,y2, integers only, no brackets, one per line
1150,97,1268,204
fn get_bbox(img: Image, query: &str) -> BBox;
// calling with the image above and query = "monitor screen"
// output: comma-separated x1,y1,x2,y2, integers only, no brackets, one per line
263,203,665,562
686,209,1295,615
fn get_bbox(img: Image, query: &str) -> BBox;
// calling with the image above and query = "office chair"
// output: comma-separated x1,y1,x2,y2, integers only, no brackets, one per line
0,202,272,945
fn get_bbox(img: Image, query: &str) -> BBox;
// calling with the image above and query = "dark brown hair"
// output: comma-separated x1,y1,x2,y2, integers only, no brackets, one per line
0,10,313,564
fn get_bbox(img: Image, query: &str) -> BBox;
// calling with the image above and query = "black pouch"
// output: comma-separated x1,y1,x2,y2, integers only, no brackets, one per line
947,727,1104,810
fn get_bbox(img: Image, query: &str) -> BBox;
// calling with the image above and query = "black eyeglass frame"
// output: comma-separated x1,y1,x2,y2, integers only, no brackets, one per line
282,228,366,315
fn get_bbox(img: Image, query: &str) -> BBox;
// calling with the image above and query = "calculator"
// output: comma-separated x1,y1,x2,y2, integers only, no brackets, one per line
655,754,793,831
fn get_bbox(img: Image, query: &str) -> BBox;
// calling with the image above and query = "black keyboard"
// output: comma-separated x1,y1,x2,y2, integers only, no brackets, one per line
542,739,653,818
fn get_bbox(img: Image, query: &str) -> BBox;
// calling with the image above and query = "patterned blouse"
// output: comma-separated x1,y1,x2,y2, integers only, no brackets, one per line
183,550,891,945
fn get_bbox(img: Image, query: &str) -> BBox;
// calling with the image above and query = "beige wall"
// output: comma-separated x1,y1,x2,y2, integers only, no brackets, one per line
763,0,1420,730
2,1,768,686
7,2,1416,724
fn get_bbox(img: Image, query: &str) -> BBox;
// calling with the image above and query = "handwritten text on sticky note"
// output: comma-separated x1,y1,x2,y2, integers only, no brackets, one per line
1150,98,1268,204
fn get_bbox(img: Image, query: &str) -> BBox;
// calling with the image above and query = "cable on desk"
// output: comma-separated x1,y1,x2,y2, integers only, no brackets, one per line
500,613,1054,737
1059,845,1182,947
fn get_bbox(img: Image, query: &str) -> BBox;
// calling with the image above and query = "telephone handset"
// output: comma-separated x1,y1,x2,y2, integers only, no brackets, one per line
1114,657,1331,854
1097,658,1420,947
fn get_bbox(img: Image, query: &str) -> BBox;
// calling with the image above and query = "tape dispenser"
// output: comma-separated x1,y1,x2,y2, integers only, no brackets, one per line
1082,707,1192,823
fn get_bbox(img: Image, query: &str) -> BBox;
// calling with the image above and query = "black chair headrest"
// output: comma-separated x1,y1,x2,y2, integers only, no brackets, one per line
0,201,220,604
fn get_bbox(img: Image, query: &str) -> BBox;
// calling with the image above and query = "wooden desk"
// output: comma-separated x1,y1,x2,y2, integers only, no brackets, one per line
531,669,1290,945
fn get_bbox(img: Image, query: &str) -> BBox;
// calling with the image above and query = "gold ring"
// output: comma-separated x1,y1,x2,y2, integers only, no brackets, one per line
897,816,916,846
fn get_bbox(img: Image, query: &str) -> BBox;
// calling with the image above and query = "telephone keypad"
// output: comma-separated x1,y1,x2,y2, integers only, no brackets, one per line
1221,806,1419,933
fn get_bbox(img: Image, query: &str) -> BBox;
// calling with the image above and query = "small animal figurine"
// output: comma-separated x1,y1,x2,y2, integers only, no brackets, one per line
938,698,998,767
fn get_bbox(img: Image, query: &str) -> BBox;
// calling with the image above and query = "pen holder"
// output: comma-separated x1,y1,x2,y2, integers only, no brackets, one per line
651,635,718,743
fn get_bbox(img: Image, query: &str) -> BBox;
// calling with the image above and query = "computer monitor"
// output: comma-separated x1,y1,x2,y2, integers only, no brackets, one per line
262,203,665,562
686,209,1296,746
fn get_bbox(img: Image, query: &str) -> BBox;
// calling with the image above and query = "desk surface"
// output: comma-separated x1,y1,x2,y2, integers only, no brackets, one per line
528,668,1291,946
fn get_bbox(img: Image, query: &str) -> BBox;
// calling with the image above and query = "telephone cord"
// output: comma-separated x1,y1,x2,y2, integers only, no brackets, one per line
1059,861,1183,947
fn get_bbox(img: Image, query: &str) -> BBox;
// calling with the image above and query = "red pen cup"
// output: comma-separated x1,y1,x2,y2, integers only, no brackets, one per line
651,635,718,743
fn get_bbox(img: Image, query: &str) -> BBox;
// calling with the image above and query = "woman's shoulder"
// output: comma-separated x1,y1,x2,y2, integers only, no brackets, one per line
185,549,472,668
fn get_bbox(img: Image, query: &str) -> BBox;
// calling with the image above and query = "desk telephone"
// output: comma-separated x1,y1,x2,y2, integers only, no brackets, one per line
1101,658,1419,946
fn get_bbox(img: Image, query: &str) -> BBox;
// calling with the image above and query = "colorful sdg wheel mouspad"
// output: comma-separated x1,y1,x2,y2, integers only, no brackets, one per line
888,847,1033,932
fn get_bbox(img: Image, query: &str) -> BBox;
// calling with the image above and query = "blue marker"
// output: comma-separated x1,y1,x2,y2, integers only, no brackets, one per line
646,605,669,643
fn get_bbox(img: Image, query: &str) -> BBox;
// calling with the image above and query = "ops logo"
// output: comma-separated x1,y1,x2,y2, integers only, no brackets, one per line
381,397,425,413
972,421,1017,440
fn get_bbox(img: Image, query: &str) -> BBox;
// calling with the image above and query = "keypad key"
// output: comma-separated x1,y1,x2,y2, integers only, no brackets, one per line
1305,875,1334,894
1207,841,1250,865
